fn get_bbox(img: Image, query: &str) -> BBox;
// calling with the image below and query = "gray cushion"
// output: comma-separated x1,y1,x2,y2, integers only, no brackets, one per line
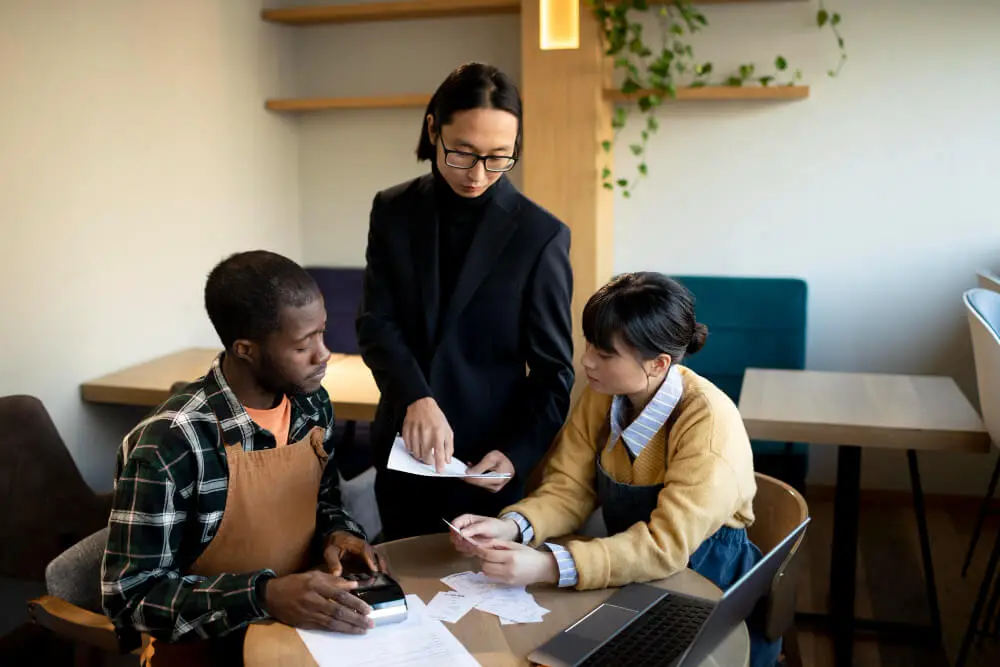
45,527,108,613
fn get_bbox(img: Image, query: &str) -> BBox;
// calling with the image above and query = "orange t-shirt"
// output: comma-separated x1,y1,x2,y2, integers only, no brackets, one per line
244,394,292,448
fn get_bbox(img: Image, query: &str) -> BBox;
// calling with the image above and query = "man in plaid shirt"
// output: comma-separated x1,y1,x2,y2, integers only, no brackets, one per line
101,251,387,664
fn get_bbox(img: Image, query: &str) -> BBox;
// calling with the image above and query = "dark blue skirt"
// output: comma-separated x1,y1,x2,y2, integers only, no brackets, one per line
689,526,782,667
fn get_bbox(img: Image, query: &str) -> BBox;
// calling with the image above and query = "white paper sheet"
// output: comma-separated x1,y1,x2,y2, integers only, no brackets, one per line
426,591,479,624
296,595,480,667
387,437,512,478
440,571,551,625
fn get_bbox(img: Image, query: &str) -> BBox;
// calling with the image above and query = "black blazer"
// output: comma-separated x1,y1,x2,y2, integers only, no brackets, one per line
357,173,575,490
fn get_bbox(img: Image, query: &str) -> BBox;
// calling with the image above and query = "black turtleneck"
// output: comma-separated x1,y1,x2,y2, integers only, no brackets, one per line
432,163,495,320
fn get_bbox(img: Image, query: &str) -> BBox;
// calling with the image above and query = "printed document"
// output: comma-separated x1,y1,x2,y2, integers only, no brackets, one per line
297,594,479,667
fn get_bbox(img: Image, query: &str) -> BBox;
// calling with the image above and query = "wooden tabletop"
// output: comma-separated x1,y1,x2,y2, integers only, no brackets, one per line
244,533,750,667
79,348,380,421
738,368,991,452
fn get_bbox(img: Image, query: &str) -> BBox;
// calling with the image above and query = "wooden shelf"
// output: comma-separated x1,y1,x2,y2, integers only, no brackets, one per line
266,85,807,112
261,0,805,26
265,94,432,112
605,85,810,102
261,0,519,25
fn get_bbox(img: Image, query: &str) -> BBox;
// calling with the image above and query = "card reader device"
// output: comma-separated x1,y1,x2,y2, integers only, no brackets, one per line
344,572,408,626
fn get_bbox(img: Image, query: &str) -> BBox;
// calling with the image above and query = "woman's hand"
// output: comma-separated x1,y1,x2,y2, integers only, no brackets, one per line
402,397,454,473
474,540,560,587
449,514,520,554
463,450,515,492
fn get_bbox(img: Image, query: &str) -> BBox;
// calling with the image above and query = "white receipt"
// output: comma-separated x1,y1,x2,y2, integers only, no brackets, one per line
426,591,479,624
440,571,550,625
387,436,511,478
297,595,479,667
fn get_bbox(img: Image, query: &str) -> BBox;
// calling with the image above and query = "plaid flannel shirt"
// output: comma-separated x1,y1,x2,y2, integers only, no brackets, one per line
101,353,365,642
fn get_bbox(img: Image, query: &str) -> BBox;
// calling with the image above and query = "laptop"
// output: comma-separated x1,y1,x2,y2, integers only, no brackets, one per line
528,517,810,667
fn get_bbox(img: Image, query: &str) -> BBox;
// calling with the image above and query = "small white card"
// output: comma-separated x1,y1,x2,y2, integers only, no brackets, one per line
425,591,479,624
387,436,512,479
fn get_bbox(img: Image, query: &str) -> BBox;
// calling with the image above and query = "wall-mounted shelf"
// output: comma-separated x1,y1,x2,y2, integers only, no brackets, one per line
262,0,805,26
265,94,432,112
605,85,810,102
261,0,519,25
265,85,808,113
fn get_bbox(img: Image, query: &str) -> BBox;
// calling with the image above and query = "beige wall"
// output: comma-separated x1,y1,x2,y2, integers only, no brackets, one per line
286,8,522,267
0,0,300,490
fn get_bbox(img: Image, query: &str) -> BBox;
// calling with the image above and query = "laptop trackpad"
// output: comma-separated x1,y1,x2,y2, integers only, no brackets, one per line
569,603,637,641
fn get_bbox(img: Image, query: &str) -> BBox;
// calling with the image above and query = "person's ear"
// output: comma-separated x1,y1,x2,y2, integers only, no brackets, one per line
232,339,258,365
426,115,438,144
648,353,672,377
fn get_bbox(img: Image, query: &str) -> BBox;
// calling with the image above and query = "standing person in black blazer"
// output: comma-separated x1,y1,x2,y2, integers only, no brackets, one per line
357,62,575,541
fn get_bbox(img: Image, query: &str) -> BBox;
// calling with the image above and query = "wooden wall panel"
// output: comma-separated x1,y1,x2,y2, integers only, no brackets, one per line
520,0,614,389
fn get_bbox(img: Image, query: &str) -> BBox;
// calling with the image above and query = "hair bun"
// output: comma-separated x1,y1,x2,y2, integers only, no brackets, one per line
686,323,708,355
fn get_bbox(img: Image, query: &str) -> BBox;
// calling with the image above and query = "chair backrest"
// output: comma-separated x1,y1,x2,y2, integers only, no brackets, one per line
965,288,1000,447
0,396,110,580
306,267,365,354
747,472,810,642
45,527,109,613
977,270,1000,295
670,276,807,402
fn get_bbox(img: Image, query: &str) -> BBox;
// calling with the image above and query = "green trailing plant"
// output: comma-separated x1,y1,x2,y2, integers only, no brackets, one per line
588,0,847,198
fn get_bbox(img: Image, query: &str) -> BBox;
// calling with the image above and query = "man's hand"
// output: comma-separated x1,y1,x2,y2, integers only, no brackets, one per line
260,571,373,633
463,450,515,492
324,531,389,576
402,397,454,473
474,540,560,587
448,514,520,555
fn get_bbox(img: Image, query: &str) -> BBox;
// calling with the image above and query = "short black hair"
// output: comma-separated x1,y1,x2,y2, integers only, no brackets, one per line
416,62,523,161
204,250,321,350
582,272,708,363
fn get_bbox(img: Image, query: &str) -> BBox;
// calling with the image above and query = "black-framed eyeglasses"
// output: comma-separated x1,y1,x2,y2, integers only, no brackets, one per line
440,138,518,173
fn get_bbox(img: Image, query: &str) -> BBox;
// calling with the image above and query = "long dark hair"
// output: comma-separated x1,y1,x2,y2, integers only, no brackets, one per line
582,272,708,363
416,62,522,161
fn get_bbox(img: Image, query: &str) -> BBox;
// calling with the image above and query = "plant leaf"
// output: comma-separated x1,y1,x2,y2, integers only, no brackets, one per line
726,76,743,87
630,144,644,156
638,163,648,176
601,167,611,179
759,75,774,87
647,116,659,131
601,140,612,153
775,56,787,71
603,182,614,190
831,13,841,26
621,78,641,95
817,9,829,27
623,190,631,198
637,94,661,112
616,178,629,187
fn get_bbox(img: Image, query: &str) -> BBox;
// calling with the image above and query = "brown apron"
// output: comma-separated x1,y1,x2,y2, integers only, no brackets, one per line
141,426,329,667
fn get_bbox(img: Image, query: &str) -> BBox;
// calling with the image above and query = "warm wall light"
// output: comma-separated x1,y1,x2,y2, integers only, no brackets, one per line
540,0,579,50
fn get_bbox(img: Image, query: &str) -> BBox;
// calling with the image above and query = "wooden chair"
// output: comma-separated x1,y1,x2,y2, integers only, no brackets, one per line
747,472,810,666
28,528,141,667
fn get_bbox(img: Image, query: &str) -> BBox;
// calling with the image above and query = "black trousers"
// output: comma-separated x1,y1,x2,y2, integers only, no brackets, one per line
374,466,526,541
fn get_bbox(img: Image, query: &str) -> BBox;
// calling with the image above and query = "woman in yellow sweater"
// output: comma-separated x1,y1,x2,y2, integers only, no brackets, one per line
450,272,780,667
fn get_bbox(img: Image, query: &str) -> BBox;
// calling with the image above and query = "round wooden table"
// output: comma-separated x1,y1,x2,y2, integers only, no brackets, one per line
245,533,750,667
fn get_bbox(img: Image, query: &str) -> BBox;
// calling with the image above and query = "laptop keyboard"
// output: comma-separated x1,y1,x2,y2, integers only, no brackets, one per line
580,594,715,667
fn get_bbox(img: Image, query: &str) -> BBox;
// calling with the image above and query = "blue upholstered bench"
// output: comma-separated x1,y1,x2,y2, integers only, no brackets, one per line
305,267,370,480
672,275,810,492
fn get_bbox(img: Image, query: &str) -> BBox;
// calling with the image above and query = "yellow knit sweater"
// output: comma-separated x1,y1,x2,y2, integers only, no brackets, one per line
502,366,757,590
